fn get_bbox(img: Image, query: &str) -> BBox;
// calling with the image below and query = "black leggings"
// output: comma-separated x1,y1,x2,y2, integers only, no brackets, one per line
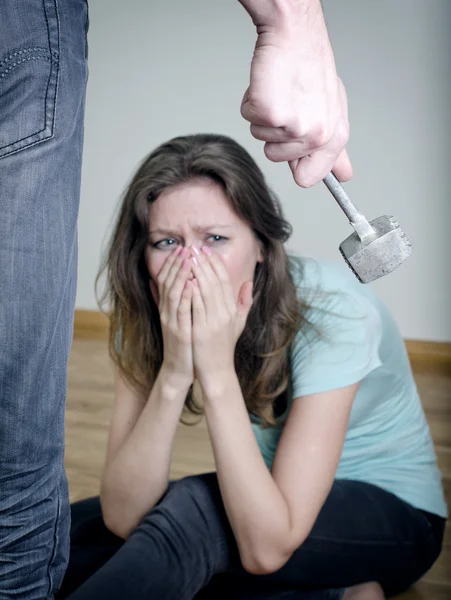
56,474,445,599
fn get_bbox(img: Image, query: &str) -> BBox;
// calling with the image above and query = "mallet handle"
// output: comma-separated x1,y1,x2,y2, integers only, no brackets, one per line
323,172,375,242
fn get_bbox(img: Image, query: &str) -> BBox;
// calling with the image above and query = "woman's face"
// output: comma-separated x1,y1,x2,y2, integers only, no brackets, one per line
145,178,264,305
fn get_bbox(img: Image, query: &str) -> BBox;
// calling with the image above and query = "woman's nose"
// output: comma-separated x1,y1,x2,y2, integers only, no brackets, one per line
184,246,195,279
184,241,201,252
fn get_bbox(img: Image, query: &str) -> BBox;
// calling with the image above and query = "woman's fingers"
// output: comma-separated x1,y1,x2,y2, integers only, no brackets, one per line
178,278,194,329
200,247,236,313
152,247,195,328
191,277,205,327
157,247,186,307
190,250,225,319
156,245,183,292
166,257,193,323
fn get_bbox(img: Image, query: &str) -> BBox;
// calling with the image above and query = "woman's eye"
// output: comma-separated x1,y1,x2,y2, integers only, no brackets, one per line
152,239,177,249
153,235,226,249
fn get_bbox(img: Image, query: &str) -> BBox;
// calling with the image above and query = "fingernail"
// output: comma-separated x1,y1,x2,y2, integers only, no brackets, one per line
192,256,198,266
201,246,212,256
191,245,200,255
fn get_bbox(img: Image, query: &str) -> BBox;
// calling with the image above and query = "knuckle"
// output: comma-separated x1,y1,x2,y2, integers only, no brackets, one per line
288,120,331,147
176,332,189,345
308,125,331,148
177,299,189,312
337,121,349,146
287,120,306,139
259,107,285,129
168,289,179,304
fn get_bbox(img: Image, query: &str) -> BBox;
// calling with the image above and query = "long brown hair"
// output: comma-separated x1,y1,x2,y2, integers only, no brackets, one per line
96,133,314,427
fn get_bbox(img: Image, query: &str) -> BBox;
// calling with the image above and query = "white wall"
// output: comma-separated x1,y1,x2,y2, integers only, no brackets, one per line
77,0,451,342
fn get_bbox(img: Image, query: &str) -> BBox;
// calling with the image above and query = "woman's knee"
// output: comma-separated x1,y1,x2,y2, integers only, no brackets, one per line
134,473,231,552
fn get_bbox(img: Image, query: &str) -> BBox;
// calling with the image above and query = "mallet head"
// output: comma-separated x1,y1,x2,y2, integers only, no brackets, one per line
339,215,412,284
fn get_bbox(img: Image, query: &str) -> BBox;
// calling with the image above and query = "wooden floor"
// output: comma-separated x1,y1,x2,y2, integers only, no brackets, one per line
65,338,451,599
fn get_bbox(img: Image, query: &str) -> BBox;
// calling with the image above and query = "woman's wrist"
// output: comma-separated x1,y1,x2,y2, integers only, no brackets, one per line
158,363,193,397
198,369,239,402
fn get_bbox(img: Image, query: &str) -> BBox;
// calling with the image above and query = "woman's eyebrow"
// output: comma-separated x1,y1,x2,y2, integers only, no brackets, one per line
149,224,232,235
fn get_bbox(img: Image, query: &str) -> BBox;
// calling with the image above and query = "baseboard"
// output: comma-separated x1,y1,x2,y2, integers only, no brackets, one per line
73,310,451,373
74,309,109,340
405,340,451,374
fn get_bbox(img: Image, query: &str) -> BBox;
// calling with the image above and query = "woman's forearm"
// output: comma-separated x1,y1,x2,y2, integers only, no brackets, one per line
100,367,190,539
202,373,293,575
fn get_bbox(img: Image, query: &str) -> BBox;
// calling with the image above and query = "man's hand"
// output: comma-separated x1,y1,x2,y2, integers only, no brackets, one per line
238,0,353,187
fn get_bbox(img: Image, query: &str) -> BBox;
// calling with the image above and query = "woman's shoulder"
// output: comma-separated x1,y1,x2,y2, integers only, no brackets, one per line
290,255,366,294
288,256,388,396
289,254,382,321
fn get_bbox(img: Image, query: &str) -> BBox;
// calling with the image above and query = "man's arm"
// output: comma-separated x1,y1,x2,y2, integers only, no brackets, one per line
238,0,352,187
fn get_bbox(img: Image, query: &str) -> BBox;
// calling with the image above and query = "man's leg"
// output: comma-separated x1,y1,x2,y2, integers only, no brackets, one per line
0,1,89,597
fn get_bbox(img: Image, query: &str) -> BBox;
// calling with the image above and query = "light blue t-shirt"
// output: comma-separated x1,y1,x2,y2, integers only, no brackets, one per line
251,256,448,518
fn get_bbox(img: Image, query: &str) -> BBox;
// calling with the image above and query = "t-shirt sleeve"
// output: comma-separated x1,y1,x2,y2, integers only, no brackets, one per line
291,290,383,398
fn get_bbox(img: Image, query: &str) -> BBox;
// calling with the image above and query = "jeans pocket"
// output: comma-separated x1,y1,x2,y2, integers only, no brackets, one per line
0,0,60,159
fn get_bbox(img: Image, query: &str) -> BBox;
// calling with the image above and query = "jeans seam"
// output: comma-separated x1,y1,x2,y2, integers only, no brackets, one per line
42,0,60,142
43,0,61,593
84,0,89,58
45,484,62,599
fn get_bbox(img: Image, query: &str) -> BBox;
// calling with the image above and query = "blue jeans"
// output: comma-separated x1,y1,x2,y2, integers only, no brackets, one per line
56,474,445,599
0,1,88,598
